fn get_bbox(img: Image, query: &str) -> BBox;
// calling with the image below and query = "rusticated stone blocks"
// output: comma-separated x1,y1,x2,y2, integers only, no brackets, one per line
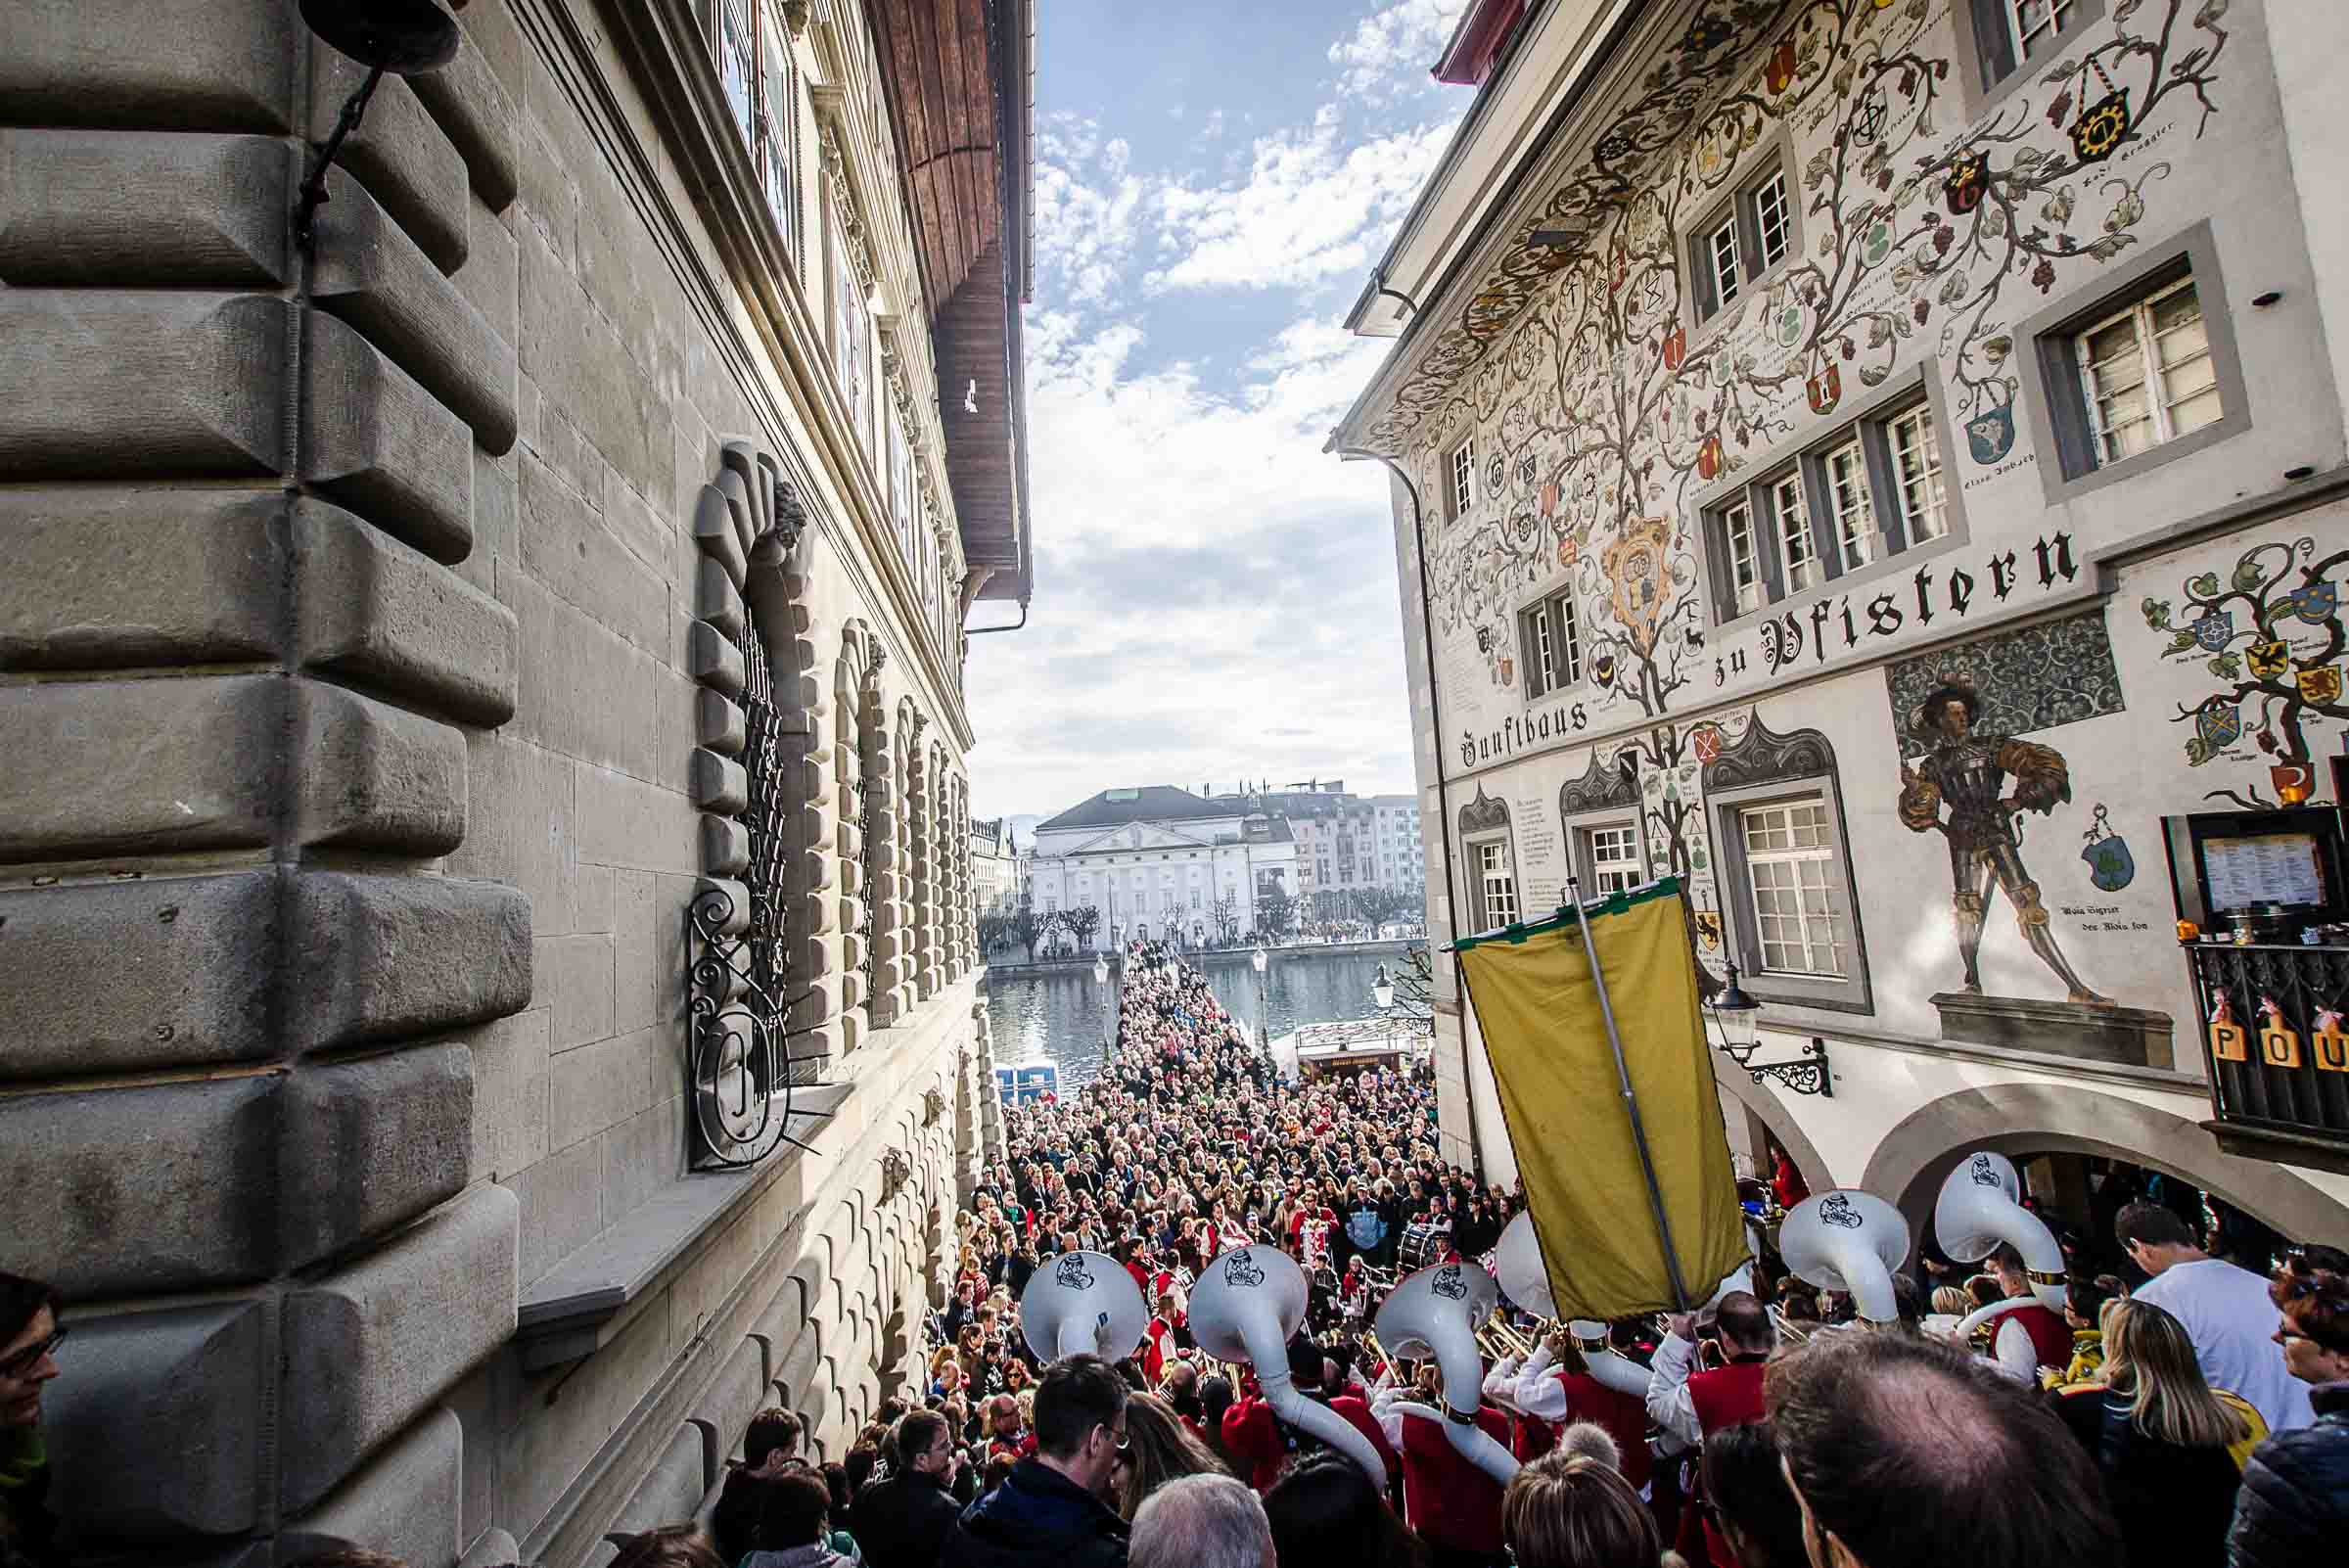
0,292,287,477
281,1183,518,1511
0,129,291,286
281,1407,464,1568
281,1044,475,1269
305,310,477,564
0,870,280,1080
40,1302,266,1543
0,1075,280,1294
284,871,531,1054
311,165,517,455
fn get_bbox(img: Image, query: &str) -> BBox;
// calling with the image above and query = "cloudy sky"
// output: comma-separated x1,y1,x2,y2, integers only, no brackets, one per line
962,0,1473,823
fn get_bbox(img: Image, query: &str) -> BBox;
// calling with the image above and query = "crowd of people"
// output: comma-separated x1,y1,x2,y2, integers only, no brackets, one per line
3,945,2345,1568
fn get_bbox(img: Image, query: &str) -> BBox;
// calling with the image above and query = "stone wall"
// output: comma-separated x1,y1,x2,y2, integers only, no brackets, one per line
0,2,1006,1565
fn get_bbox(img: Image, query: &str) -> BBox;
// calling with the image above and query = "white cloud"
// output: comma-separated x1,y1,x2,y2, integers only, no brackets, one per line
1152,115,1457,292
963,306,1415,819
1328,0,1469,101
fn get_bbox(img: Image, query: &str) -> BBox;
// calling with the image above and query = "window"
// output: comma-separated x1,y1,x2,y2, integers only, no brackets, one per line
1824,439,1874,570
1771,471,1817,592
2075,277,2220,468
1966,0,2097,93
1587,825,1643,895
1739,800,1845,977
2007,0,2074,64
1475,840,1519,930
712,3,798,260
1690,161,1799,323
1887,404,1948,543
1446,437,1476,523
1519,588,1583,700
1703,391,1960,621
1752,170,1791,273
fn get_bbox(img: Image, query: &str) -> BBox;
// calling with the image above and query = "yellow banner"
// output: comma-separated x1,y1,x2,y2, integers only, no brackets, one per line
1455,880,1746,1319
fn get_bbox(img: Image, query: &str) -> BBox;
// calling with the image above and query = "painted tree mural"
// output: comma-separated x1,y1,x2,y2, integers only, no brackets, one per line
2142,534,2348,807
1399,0,2234,732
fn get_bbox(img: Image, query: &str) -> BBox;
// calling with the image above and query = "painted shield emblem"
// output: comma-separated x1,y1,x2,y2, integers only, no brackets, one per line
1592,653,1617,687
1945,152,1987,215
1965,403,2014,465
1806,363,1842,416
2194,701,2244,751
1662,324,1687,372
2191,610,2235,652
2272,761,2317,803
1694,910,1723,950
2081,834,2136,893
2246,640,2291,680
2286,580,2341,623
2297,665,2344,706
1692,724,1724,763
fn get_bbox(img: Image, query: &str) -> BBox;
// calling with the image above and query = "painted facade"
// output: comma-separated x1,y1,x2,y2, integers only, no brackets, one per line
1336,0,2349,1245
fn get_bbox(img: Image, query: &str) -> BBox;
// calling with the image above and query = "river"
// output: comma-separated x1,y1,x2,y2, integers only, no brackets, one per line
982,946,1405,1090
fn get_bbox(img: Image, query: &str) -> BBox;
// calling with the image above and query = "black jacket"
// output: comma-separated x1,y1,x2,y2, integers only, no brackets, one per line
852,1468,962,1568
2229,1379,2349,1568
2054,1387,2241,1567
941,1457,1127,1568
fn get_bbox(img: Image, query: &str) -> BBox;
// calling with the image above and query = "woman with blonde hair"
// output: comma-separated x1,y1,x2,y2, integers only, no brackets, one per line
2053,1297,2249,1565
1500,1451,1662,1568
1115,1391,1225,1520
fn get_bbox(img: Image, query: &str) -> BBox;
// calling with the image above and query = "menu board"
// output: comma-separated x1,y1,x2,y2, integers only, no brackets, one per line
2203,833,2326,911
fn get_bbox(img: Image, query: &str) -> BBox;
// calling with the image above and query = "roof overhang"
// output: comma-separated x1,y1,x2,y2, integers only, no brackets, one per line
869,0,1036,609
1341,0,1638,341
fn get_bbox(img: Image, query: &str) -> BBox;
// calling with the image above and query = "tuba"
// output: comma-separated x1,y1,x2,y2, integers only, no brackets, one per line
1935,1151,2067,1348
1189,1244,1389,1486
1375,1261,1521,1484
1496,1213,1651,1400
1020,1251,1150,1363
1779,1190,1910,1325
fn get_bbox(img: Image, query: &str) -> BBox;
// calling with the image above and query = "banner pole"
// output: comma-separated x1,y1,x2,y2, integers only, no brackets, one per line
1564,876,1692,1311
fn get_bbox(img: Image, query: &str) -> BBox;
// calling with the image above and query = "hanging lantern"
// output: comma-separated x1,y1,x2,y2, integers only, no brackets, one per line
2069,58,2132,165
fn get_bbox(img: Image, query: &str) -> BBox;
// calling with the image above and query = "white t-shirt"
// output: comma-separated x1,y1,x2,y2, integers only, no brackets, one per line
2134,1256,2314,1433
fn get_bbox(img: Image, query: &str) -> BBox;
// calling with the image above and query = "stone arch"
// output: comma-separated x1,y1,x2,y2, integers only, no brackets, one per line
683,438,832,1167
1860,1081,2349,1253
1710,1066,1833,1196
859,651,909,1029
832,623,883,1050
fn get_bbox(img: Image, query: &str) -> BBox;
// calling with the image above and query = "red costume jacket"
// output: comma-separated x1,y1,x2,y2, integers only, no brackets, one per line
1400,1406,1513,1557
1221,1393,1397,1493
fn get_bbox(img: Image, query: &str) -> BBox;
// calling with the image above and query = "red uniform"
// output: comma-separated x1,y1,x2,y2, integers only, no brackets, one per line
1681,1359,1769,1568
1400,1406,1513,1558
1221,1393,1397,1493
2005,1302,2074,1371
1551,1370,1652,1494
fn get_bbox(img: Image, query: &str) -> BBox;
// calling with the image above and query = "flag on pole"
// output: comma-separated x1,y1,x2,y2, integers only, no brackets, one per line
1452,876,1746,1320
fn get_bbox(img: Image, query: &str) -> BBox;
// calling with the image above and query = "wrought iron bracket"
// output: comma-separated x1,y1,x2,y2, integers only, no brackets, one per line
293,65,386,250
1717,1035,1833,1097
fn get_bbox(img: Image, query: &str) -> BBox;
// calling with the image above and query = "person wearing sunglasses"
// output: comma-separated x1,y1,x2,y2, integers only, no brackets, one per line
2229,1245,2349,1567
1,1272,65,1568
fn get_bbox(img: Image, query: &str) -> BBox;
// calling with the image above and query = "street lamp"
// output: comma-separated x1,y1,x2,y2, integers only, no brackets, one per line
1371,963,1396,1011
1251,942,1270,1058
1707,960,1832,1096
1093,953,1113,1060
1093,955,1109,987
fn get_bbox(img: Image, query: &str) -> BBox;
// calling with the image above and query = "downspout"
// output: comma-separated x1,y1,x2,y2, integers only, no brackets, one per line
1335,446,1478,1177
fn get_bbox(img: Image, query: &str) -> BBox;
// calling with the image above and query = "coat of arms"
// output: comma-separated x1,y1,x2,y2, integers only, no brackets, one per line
2296,665,2343,706
2246,641,2291,680
2191,610,2235,652
2193,700,2243,751
1604,517,1674,653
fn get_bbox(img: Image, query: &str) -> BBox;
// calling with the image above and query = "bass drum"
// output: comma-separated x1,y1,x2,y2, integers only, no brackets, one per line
1396,1221,1451,1273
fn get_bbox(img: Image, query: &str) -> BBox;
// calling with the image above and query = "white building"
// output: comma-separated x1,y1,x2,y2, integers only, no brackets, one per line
1334,0,2349,1257
1028,786,1299,949
970,816,1020,917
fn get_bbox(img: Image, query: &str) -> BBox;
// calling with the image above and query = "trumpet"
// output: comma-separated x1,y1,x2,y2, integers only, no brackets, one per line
1478,1313,1535,1361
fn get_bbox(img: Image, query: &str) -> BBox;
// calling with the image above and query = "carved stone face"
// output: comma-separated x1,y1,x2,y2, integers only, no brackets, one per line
1937,699,1972,741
